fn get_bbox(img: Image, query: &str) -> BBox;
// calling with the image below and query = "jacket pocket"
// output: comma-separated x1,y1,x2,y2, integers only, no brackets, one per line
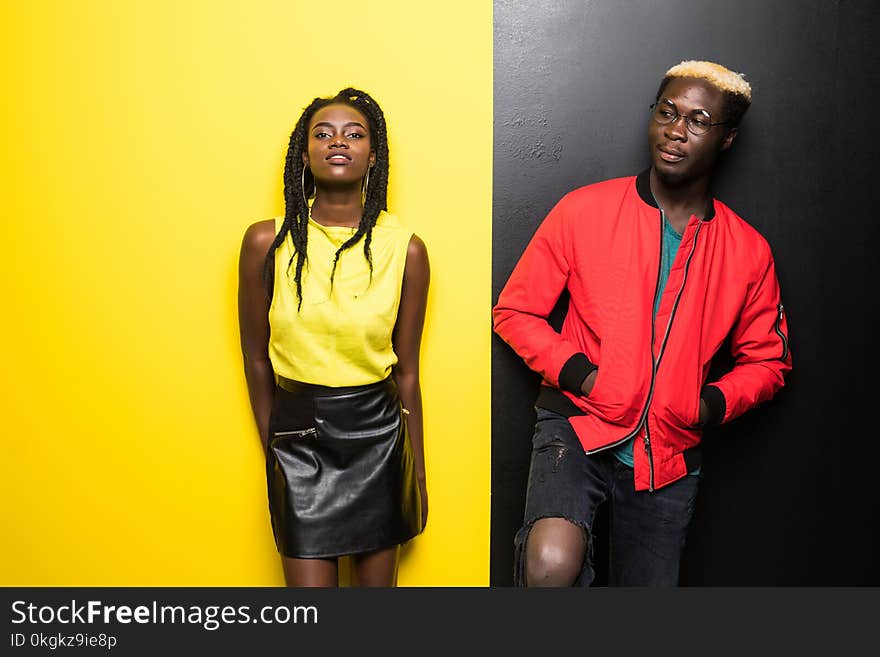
667,397,700,429
272,427,317,439
269,426,317,449
663,373,701,429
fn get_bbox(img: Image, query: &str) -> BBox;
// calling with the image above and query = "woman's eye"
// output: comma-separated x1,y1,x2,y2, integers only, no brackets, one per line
347,132,365,139
314,131,330,139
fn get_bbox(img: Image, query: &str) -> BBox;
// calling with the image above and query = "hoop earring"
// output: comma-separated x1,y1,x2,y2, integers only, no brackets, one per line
301,165,315,204
361,166,371,204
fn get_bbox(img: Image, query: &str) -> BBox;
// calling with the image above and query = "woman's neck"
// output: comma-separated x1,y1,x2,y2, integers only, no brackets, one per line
310,186,363,227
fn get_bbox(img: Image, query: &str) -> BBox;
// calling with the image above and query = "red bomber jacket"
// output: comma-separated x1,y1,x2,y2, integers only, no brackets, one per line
493,170,792,491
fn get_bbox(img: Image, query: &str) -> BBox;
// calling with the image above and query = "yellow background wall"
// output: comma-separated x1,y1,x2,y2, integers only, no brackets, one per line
0,1,491,586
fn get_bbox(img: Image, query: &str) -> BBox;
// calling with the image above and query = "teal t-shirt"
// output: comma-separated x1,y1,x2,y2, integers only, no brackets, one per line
611,218,699,475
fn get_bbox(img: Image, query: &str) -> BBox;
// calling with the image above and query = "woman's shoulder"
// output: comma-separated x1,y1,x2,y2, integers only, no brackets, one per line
373,212,427,254
374,211,417,248
241,218,279,254
406,233,427,259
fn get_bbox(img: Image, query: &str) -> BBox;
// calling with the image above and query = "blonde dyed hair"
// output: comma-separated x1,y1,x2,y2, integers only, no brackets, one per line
664,60,752,101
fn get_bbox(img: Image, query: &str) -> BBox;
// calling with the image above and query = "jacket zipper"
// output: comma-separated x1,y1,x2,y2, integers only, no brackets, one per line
775,304,789,361
582,227,663,458
586,210,703,492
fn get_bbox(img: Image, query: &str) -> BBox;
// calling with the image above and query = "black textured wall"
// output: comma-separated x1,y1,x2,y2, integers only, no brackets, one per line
492,0,879,585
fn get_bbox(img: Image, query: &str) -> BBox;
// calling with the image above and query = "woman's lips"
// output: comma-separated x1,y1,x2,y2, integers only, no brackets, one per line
326,154,351,164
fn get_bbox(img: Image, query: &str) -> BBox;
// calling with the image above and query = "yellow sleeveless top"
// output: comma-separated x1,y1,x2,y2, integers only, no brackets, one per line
268,211,413,386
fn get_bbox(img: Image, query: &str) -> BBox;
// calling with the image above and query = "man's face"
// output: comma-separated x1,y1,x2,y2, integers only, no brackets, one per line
648,76,737,186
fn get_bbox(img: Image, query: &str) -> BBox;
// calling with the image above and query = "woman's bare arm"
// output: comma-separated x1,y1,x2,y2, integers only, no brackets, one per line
392,234,430,529
238,220,277,450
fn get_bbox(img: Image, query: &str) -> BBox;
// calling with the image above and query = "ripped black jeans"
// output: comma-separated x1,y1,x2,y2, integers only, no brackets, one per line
514,407,699,587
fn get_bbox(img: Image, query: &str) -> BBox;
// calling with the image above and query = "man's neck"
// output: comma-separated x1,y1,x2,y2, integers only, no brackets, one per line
649,168,713,231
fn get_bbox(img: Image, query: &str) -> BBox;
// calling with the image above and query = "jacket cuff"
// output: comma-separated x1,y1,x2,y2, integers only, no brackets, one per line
558,353,598,395
700,385,726,425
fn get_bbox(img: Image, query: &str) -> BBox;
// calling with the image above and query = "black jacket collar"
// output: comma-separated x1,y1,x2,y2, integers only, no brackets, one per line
635,168,716,221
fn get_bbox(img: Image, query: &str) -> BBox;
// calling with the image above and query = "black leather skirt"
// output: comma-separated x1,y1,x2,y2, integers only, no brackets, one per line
266,375,422,559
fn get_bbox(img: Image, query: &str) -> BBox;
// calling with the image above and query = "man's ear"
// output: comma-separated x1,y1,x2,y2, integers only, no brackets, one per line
720,127,738,152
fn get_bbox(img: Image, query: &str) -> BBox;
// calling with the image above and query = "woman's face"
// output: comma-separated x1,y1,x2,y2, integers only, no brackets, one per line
303,103,375,188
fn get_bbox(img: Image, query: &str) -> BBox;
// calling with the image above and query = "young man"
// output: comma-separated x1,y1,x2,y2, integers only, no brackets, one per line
493,60,792,587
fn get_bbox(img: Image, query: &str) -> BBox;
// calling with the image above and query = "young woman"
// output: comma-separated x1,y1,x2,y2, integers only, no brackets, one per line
238,88,429,587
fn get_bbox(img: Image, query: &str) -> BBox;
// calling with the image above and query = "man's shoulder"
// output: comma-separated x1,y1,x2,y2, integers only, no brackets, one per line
713,199,773,258
560,175,636,204
714,200,766,239
544,175,639,229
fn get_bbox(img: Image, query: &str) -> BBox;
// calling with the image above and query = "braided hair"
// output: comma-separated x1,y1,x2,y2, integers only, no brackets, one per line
263,87,390,309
